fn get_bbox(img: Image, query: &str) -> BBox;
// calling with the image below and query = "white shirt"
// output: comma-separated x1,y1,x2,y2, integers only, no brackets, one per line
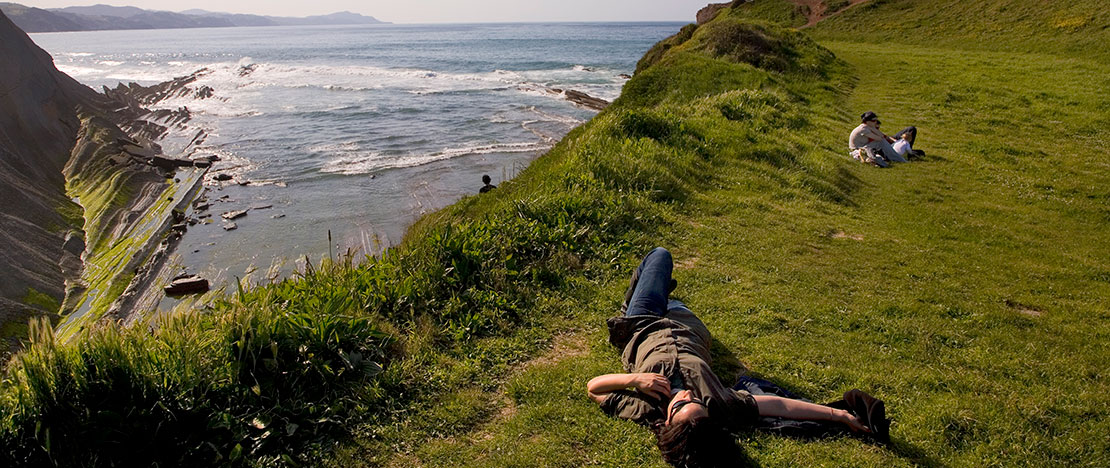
892,139,911,156
848,123,885,150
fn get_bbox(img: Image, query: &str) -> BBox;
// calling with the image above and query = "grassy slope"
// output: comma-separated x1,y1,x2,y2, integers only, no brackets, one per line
334,2,1110,467
2,1,1108,467
809,0,1110,60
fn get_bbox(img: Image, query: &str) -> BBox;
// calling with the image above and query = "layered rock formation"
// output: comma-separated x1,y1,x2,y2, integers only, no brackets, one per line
0,10,97,340
0,11,203,350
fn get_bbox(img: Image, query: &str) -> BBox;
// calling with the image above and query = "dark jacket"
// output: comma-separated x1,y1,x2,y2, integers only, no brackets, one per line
603,302,759,429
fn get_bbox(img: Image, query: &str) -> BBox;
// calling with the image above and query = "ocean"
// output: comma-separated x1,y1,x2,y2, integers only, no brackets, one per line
29,22,681,296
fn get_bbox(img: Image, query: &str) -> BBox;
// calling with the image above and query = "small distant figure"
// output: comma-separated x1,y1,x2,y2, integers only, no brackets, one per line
480,174,497,193
849,111,924,167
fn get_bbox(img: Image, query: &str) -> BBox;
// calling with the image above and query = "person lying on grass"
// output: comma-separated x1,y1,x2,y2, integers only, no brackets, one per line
849,111,923,166
588,247,887,468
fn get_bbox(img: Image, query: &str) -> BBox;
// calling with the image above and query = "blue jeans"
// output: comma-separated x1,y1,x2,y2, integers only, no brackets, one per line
625,247,689,318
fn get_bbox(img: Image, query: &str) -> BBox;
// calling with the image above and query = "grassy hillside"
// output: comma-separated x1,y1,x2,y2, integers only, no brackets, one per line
327,2,1110,467
813,0,1110,60
2,1,1109,467
733,0,1110,60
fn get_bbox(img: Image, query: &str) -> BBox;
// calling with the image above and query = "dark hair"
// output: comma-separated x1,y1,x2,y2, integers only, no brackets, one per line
653,415,737,468
482,174,492,184
860,111,878,123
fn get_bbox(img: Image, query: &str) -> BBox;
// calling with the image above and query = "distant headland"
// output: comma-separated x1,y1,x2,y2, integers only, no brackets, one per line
0,2,388,33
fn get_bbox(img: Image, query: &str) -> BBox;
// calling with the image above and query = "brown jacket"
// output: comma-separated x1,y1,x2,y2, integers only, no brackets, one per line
602,304,758,428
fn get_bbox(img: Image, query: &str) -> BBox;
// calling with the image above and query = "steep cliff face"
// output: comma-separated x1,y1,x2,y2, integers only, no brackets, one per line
0,10,92,334
0,11,179,348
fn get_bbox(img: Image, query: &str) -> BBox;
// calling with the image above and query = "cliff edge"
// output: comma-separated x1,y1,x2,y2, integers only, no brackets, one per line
0,10,94,341
0,11,201,350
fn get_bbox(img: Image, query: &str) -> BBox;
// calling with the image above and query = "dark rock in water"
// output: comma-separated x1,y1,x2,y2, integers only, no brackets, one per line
222,222,238,231
194,86,214,99
147,154,194,171
618,73,633,79
193,160,211,169
186,217,199,226
171,223,188,232
221,210,247,220
272,214,286,219
172,210,186,223
563,89,610,111
238,64,257,77
213,173,233,181
235,178,250,186
249,203,272,210
193,202,210,211
164,275,209,295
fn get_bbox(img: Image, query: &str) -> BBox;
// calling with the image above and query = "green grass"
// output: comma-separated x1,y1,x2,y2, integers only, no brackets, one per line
21,289,60,313
809,0,1110,60
725,0,809,28
3,1,1109,467
329,6,1110,468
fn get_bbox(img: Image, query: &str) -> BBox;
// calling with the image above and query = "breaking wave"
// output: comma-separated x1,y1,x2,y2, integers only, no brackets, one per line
320,141,550,175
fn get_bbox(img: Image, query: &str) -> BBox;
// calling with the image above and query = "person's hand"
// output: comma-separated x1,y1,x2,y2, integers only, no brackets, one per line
840,410,871,433
630,373,670,399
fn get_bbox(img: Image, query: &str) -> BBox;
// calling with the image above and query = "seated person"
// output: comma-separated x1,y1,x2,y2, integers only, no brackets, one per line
849,111,919,164
890,126,925,159
588,248,886,468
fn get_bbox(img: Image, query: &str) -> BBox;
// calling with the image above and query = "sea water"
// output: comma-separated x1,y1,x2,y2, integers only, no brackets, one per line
29,22,680,292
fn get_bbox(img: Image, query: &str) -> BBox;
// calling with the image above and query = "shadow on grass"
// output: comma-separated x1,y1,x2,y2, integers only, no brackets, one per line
709,337,749,382
730,446,764,468
831,165,864,207
918,152,947,163
888,437,948,468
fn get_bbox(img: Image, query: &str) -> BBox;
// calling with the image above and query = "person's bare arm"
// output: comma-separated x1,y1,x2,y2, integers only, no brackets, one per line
753,394,870,432
586,373,671,404
864,126,893,144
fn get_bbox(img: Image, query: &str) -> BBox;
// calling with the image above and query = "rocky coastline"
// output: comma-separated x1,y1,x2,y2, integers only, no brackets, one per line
0,10,219,349
0,9,621,349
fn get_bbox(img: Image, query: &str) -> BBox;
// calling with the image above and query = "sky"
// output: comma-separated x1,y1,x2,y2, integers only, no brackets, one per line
15,1,718,23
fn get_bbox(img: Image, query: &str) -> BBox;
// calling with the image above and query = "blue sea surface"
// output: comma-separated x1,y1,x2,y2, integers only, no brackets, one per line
30,22,681,291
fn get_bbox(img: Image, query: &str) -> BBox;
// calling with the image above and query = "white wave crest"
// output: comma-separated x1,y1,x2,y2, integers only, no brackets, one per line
319,141,550,175
55,65,103,77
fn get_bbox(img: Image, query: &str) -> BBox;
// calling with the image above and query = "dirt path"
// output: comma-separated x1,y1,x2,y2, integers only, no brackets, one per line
462,331,588,444
789,0,872,28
